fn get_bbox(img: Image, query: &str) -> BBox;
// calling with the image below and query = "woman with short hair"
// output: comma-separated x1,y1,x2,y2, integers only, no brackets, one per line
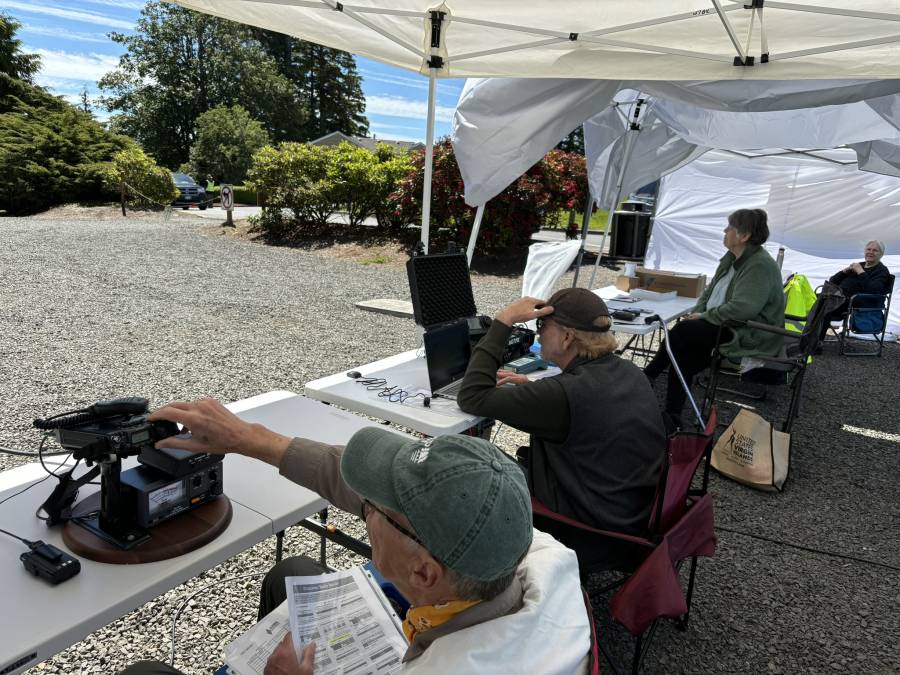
644,208,785,428
820,240,892,341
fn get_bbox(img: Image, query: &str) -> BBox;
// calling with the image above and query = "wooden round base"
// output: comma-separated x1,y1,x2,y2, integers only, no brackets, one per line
63,495,232,564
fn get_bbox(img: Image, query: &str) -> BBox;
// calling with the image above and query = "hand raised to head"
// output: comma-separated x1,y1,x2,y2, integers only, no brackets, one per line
495,296,554,327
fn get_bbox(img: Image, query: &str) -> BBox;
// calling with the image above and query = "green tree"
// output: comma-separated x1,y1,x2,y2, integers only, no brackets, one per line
99,2,305,169
256,32,368,140
184,105,270,184
0,74,132,214
0,12,40,83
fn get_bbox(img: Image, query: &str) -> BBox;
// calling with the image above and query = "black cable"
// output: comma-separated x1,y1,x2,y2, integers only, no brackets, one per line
716,525,900,573
355,376,429,404
0,526,33,546
0,446,70,457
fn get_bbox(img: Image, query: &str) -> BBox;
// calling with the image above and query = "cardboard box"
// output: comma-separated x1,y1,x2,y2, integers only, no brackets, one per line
615,275,641,292
636,267,707,298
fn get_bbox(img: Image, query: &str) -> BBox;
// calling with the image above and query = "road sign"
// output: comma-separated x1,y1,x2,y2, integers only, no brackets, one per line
220,184,234,211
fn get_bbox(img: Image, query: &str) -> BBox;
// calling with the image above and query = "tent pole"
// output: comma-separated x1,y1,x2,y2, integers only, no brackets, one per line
421,70,438,254
589,99,644,288
571,186,594,287
466,203,486,266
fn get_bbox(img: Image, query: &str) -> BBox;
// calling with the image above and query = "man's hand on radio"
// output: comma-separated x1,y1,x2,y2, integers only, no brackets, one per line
264,634,315,675
149,398,291,466
496,369,529,387
495,296,554,327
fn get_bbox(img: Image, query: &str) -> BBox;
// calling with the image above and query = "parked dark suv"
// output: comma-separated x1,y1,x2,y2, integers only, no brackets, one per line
172,173,208,210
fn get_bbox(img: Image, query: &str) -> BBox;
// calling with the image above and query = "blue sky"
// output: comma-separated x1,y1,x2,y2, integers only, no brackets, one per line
3,0,466,143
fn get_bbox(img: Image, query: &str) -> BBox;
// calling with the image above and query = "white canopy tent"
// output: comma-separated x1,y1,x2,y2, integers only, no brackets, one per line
650,149,900,334
178,1,900,254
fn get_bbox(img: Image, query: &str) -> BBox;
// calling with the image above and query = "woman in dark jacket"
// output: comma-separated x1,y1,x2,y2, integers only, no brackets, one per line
820,240,891,340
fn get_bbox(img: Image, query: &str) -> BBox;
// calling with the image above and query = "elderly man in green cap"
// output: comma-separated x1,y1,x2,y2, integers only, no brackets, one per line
457,288,666,571
120,398,591,675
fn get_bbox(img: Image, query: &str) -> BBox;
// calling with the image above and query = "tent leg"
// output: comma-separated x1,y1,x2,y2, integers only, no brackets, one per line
571,186,594,287
466,203,486,266
588,101,644,288
420,71,438,254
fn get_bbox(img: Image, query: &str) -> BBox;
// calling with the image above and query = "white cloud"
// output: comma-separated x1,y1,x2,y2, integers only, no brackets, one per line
79,0,146,10
22,23,110,44
365,94,455,123
33,48,119,83
0,1,134,30
359,68,461,97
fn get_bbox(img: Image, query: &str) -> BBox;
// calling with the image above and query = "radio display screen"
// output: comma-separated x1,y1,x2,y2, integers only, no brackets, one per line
131,429,151,444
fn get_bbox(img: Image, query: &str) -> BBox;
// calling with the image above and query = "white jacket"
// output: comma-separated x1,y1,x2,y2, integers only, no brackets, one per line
404,530,591,675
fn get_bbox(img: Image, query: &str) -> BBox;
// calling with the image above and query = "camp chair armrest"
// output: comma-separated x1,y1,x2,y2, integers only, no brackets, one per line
531,499,657,549
744,320,796,337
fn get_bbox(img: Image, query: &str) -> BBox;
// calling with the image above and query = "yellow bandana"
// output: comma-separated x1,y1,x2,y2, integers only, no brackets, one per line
402,599,482,642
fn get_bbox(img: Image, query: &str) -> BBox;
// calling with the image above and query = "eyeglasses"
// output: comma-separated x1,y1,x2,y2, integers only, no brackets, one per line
536,317,552,331
362,499,426,549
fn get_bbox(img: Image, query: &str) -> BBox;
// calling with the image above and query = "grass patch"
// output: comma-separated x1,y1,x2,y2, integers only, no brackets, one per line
360,254,391,265
550,209,610,232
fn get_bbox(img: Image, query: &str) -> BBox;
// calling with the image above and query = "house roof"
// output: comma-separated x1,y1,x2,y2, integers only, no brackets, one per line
309,131,423,153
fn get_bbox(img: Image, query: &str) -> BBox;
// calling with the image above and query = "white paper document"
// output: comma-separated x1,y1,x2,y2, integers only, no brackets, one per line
225,567,406,675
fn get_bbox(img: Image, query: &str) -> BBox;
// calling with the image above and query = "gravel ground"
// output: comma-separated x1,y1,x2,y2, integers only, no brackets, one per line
1,215,898,675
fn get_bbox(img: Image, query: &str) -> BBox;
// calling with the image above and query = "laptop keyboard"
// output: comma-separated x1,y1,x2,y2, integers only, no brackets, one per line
439,380,464,397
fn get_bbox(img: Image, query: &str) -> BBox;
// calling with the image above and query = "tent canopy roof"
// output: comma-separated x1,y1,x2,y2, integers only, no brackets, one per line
178,1,900,80
451,78,900,207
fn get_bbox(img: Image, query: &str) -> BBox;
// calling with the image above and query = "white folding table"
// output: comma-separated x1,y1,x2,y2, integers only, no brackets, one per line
593,285,698,359
0,391,401,675
304,350,484,437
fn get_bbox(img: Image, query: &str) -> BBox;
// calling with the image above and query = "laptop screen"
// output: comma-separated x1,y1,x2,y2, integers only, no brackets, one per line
423,320,472,394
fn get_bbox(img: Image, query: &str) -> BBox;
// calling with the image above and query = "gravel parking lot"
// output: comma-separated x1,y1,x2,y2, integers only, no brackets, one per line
1,215,898,674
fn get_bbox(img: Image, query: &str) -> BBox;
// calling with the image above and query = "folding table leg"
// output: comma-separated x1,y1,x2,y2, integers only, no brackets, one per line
275,530,285,563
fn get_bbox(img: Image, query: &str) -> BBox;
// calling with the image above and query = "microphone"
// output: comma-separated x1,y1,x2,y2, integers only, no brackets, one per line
644,314,661,324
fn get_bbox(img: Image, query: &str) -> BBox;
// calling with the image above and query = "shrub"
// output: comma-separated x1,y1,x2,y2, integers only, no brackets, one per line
108,146,177,208
329,142,414,228
388,139,588,254
247,143,339,241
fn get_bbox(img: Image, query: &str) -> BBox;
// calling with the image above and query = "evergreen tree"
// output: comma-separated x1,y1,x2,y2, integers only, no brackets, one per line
0,12,40,83
99,2,306,168
80,87,92,115
256,31,368,140
0,73,133,214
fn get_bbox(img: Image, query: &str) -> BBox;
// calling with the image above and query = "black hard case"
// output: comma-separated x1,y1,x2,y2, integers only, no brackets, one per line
406,252,477,329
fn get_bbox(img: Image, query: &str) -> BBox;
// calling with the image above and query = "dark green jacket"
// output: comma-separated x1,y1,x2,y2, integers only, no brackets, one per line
695,244,785,358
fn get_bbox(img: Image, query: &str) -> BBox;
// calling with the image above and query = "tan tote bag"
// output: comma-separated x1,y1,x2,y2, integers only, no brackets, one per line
711,409,791,491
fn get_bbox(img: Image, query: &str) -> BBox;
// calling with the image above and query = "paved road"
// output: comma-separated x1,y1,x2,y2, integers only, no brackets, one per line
181,208,610,254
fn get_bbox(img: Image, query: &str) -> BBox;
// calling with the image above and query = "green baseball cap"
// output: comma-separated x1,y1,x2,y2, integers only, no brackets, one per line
341,428,533,581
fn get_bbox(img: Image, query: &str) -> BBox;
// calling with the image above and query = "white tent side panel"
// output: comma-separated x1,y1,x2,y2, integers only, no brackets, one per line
647,150,900,334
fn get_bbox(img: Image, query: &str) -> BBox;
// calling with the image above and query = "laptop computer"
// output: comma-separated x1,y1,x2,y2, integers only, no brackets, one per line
423,319,472,399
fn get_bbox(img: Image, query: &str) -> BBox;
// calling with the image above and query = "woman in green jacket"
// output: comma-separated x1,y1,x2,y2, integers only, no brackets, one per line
644,208,785,427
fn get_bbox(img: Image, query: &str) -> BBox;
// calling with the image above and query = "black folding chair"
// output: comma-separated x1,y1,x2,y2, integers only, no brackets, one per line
834,274,895,357
703,284,845,434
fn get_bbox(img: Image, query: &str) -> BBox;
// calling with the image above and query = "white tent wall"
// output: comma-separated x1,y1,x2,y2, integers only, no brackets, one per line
647,149,900,334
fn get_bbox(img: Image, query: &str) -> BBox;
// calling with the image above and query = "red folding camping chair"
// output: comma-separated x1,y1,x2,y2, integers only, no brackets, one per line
532,315,718,674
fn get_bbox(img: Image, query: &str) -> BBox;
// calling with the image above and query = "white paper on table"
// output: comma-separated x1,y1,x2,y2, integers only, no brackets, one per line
224,567,406,675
